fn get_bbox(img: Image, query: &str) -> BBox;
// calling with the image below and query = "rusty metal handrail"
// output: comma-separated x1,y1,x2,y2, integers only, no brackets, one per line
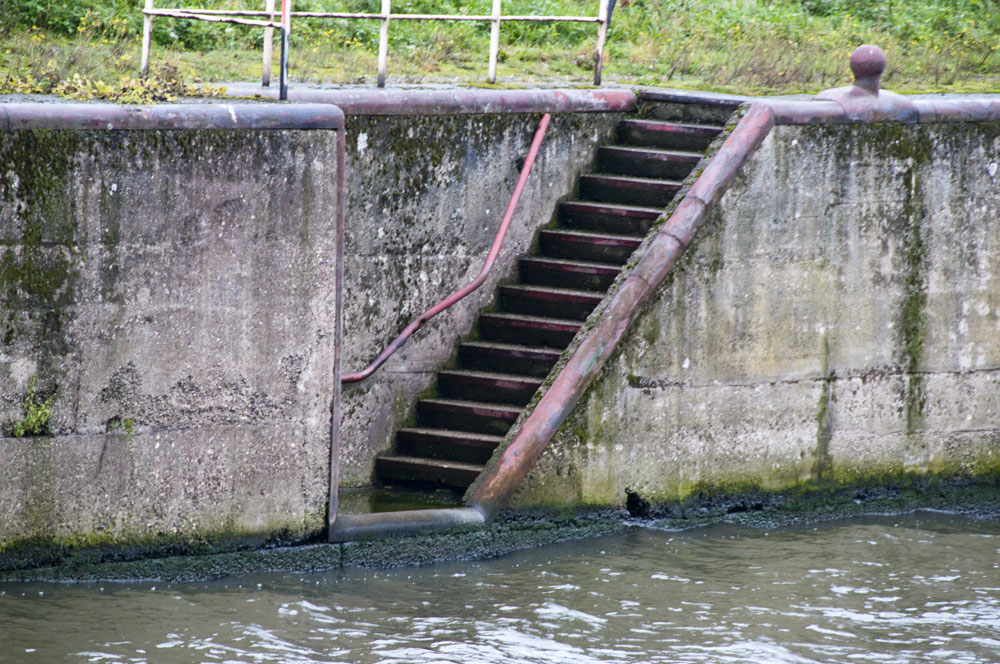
466,104,777,522
341,113,552,384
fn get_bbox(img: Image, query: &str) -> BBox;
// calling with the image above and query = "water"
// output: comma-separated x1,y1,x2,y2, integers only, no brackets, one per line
2,511,999,663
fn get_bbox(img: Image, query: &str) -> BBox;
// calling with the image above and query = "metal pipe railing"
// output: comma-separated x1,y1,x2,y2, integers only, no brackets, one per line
140,1,610,89
341,113,551,384
466,104,777,522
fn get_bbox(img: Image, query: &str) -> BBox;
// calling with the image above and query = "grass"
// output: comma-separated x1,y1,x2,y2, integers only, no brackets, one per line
1,0,998,100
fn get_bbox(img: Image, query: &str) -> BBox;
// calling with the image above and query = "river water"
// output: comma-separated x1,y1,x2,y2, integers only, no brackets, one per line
2,511,999,663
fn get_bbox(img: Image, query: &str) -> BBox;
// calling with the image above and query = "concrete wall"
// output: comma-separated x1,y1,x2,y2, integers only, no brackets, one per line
512,121,1000,509
339,112,620,485
0,127,342,564
0,102,622,565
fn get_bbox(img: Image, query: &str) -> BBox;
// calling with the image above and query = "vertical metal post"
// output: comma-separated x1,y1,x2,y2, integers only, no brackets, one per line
594,0,608,86
328,125,346,537
262,0,275,86
279,0,290,99
488,0,502,84
376,0,391,87
140,0,154,77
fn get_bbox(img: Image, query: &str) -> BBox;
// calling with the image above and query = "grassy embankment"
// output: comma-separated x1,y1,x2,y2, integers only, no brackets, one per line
1,0,997,101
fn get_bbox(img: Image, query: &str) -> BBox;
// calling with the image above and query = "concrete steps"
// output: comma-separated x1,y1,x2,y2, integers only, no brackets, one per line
598,145,702,180
519,256,621,291
416,398,523,435
498,284,604,321
618,118,722,151
539,229,642,265
437,369,543,405
374,102,729,491
478,312,582,348
558,201,662,236
458,341,562,377
578,174,682,208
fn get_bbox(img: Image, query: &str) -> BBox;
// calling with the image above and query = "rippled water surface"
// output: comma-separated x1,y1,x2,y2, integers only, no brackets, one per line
3,511,1000,663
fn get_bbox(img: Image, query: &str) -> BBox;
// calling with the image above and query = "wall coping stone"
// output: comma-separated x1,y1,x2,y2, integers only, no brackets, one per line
222,86,637,115
0,102,345,130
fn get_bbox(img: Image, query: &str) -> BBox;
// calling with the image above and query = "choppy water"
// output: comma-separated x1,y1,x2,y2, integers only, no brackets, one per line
2,511,1000,663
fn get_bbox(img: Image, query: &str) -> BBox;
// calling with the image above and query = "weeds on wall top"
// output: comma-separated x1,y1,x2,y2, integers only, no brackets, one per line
1,0,998,94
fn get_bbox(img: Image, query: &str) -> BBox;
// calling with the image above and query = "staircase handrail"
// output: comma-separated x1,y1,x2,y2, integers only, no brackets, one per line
342,113,552,384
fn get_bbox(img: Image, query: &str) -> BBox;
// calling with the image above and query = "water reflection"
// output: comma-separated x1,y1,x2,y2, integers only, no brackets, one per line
2,511,999,663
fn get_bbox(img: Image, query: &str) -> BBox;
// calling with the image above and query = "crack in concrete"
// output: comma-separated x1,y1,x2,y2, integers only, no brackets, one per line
628,366,1000,391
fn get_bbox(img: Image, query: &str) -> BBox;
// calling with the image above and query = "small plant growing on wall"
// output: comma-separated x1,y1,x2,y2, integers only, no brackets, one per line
10,378,54,437
106,415,135,441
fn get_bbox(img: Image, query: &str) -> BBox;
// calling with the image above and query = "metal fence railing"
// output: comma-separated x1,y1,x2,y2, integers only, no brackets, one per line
140,0,610,99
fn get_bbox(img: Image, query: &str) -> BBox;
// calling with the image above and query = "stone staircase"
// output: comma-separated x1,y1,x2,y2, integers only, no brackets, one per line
375,99,736,493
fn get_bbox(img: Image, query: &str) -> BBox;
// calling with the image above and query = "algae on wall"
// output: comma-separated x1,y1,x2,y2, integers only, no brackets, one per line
0,131,83,413
0,110,625,569
337,111,622,486
512,122,1000,511
1,128,341,568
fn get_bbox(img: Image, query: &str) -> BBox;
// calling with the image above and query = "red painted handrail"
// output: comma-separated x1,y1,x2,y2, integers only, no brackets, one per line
342,112,552,384
466,104,777,521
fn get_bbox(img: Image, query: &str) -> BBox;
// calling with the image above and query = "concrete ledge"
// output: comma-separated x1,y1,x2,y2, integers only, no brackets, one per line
223,86,636,115
763,100,848,125
913,98,1000,123
765,96,1000,125
0,102,345,130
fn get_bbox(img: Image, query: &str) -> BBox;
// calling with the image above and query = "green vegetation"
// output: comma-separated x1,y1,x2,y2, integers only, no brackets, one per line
106,415,136,440
10,379,53,438
0,0,997,97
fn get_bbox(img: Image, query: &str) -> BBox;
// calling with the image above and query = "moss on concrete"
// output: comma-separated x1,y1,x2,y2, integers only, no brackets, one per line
813,334,834,479
0,506,327,574
4,480,998,583
899,162,928,432
0,131,81,388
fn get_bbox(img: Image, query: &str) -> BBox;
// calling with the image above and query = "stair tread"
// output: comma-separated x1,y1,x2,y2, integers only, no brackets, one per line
479,312,584,327
398,427,505,443
580,173,684,187
439,368,545,383
419,398,525,413
378,109,714,491
562,200,664,216
541,228,644,243
501,283,606,299
377,455,485,472
601,145,703,159
622,118,724,132
460,340,564,356
521,255,623,271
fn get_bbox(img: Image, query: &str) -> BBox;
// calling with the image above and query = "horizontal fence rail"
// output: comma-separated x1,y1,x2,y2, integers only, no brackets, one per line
141,0,610,94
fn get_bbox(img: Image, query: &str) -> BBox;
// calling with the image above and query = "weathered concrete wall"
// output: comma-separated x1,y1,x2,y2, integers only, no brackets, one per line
0,128,341,563
339,113,620,485
0,104,623,564
512,122,1000,509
